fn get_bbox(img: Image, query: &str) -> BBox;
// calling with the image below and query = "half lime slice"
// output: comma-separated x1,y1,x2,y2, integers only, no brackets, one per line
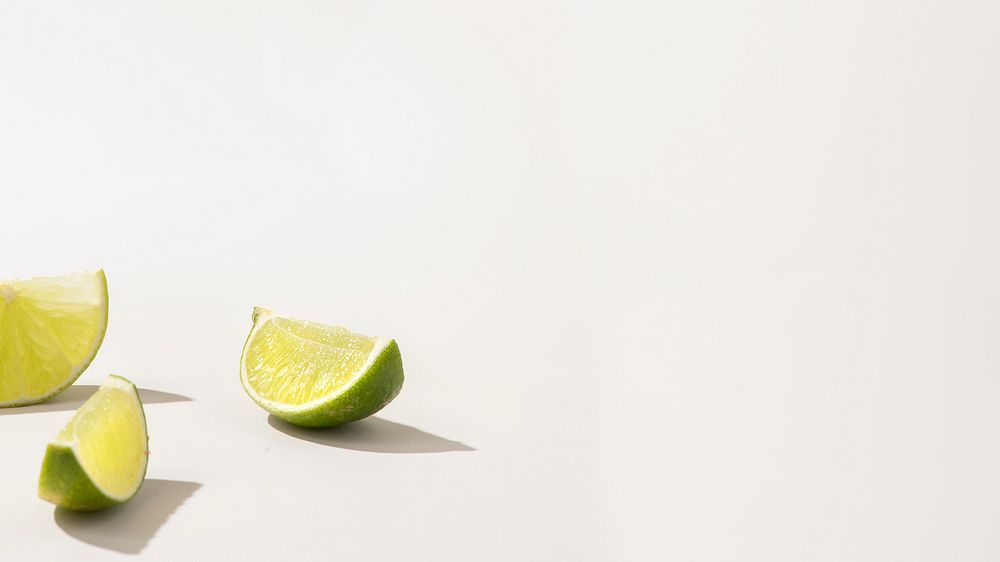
0,269,108,407
38,375,148,511
240,308,404,428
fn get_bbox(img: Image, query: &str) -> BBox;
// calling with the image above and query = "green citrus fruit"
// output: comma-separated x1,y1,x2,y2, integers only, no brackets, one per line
0,269,108,407
38,374,148,511
240,308,404,428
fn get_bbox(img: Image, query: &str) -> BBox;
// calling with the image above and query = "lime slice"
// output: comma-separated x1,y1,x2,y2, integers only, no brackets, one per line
240,308,404,428
0,269,108,407
38,374,148,511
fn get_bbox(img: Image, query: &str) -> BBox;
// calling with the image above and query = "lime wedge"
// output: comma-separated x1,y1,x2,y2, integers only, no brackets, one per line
240,308,404,428
38,374,148,511
0,270,108,407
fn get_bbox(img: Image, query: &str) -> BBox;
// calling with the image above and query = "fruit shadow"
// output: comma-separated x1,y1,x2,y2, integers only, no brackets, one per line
0,385,192,415
268,415,475,453
53,479,202,555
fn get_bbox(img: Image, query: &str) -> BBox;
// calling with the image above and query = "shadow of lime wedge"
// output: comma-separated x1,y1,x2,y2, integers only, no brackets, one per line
268,415,474,453
54,479,202,555
0,385,191,415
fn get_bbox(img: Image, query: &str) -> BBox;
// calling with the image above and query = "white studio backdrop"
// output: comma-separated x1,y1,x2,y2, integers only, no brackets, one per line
1,1,999,561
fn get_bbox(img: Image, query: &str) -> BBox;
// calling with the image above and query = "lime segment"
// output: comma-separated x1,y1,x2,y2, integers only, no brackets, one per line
0,270,108,406
39,374,148,511
240,308,404,428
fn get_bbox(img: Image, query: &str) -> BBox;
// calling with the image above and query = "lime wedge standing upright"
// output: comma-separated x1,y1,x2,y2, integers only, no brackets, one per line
39,374,149,511
0,269,109,407
240,308,404,428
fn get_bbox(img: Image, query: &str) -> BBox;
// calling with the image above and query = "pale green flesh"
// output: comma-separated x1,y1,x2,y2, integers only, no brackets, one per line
0,271,107,405
55,382,147,498
244,316,376,406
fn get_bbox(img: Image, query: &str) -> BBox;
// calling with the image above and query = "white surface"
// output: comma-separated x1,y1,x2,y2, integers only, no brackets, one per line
1,1,999,560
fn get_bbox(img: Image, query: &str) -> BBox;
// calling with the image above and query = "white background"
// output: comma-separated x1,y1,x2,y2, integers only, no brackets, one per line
1,1,999,560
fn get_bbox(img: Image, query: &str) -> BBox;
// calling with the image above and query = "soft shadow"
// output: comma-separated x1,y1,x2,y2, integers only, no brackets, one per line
0,385,192,415
268,415,475,453
54,479,201,555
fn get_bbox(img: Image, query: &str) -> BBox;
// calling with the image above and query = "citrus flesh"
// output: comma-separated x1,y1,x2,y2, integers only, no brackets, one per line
240,308,404,428
39,374,148,511
0,270,108,407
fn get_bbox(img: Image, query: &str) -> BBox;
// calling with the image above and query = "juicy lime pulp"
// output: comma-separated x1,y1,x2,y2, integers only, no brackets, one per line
39,375,148,510
0,270,108,406
240,308,404,428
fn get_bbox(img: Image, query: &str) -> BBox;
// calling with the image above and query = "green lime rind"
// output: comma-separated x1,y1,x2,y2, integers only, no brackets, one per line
37,375,148,511
39,443,121,511
242,334,405,429
0,269,109,408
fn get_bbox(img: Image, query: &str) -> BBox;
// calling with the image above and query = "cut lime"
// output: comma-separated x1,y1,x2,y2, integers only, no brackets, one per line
240,308,404,428
0,269,108,407
38,374,148,511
